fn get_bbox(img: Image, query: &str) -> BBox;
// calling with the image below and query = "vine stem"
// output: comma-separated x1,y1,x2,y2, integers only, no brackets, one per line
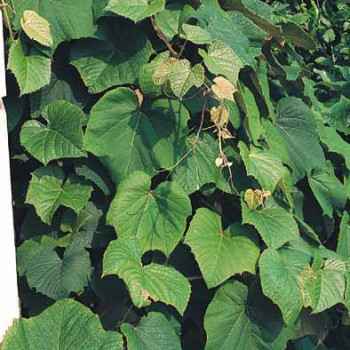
1,0,14,40
150,16,177,56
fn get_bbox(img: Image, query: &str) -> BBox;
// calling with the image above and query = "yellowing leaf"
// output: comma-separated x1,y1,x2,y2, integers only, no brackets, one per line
20,10,53,47
212,76,237,101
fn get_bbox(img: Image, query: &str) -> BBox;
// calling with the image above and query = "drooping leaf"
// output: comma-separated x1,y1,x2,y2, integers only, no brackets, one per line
259,242,313,325
172,132,229,194
20,10,53,47
2,299,123,350
318,123,350,169
324,97,350,135
20,101,86,165
103,238,191,314
83,87,189,183
337,212,350,258
121,312,181,350
241,197,299,249
107,171,191,256
185,208,259,288
11,0,96,48
204,280,295,350
8,40,51,95
25,241,91,300
104,0,166,22
275,97,326,182
308,167,348,218
26,166,92,224
70,20,153,94
199,40,244,85
239,141,285,192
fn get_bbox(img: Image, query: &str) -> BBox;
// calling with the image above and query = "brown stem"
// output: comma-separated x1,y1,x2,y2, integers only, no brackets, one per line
1,0,14,40
150,16,176,56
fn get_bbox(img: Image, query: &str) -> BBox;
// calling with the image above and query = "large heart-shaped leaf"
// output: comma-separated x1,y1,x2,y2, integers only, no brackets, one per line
24,241,91,300
70,20,153,94
26,166,92,224
11,0,96,48
21,101,86,164
107,171,191,256
241,197,299,249
8,40,51,95
185,208,259,288
84,87,189,183
2,299,123,350
204,280,295,350
103,238,191,314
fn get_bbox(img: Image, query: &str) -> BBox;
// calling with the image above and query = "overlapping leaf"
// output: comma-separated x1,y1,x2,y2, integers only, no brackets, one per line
107,171,191,256
103,238,191,314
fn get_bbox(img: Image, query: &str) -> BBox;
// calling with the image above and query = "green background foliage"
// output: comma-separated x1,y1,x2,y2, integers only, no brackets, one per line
2,0,350,349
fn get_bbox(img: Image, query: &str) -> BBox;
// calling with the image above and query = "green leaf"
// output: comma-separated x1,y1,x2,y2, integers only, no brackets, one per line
241,86,263,143
121,312,181,350
26,241,90,300
324,96,350,135
317,123,350,169
281,22,317,50
103,238,191,314
20,10,53,47
241,197,299,249
172,133,228,194
181,24,213,45
140,52,170,97
20,101,86,165
8,40,51,95
168,60,204,98
275,97,326,182
104,0,165,22
306,259,347,314
204,280,295,350
84,87,189,183
308,166,347,218
2,299,123,350
239,141,285,192
11,0,96,48
259,242,313,325
154,2,194,41
185,208,259,288
26,166,92,224
70,20,153,94
30,67,88,118
60,202,103,248
337,212,350,258
199,40,244,85
107,171,191,256
195,5,253,65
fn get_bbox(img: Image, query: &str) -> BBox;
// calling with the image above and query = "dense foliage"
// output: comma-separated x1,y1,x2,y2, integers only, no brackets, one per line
1,0,350,349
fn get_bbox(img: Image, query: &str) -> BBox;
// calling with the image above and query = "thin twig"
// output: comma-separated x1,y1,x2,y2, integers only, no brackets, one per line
150,16,177,56
1,0,14,40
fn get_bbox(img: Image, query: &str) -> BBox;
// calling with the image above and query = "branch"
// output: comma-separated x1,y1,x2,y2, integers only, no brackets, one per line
1,0,14,40
150,16,177,56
